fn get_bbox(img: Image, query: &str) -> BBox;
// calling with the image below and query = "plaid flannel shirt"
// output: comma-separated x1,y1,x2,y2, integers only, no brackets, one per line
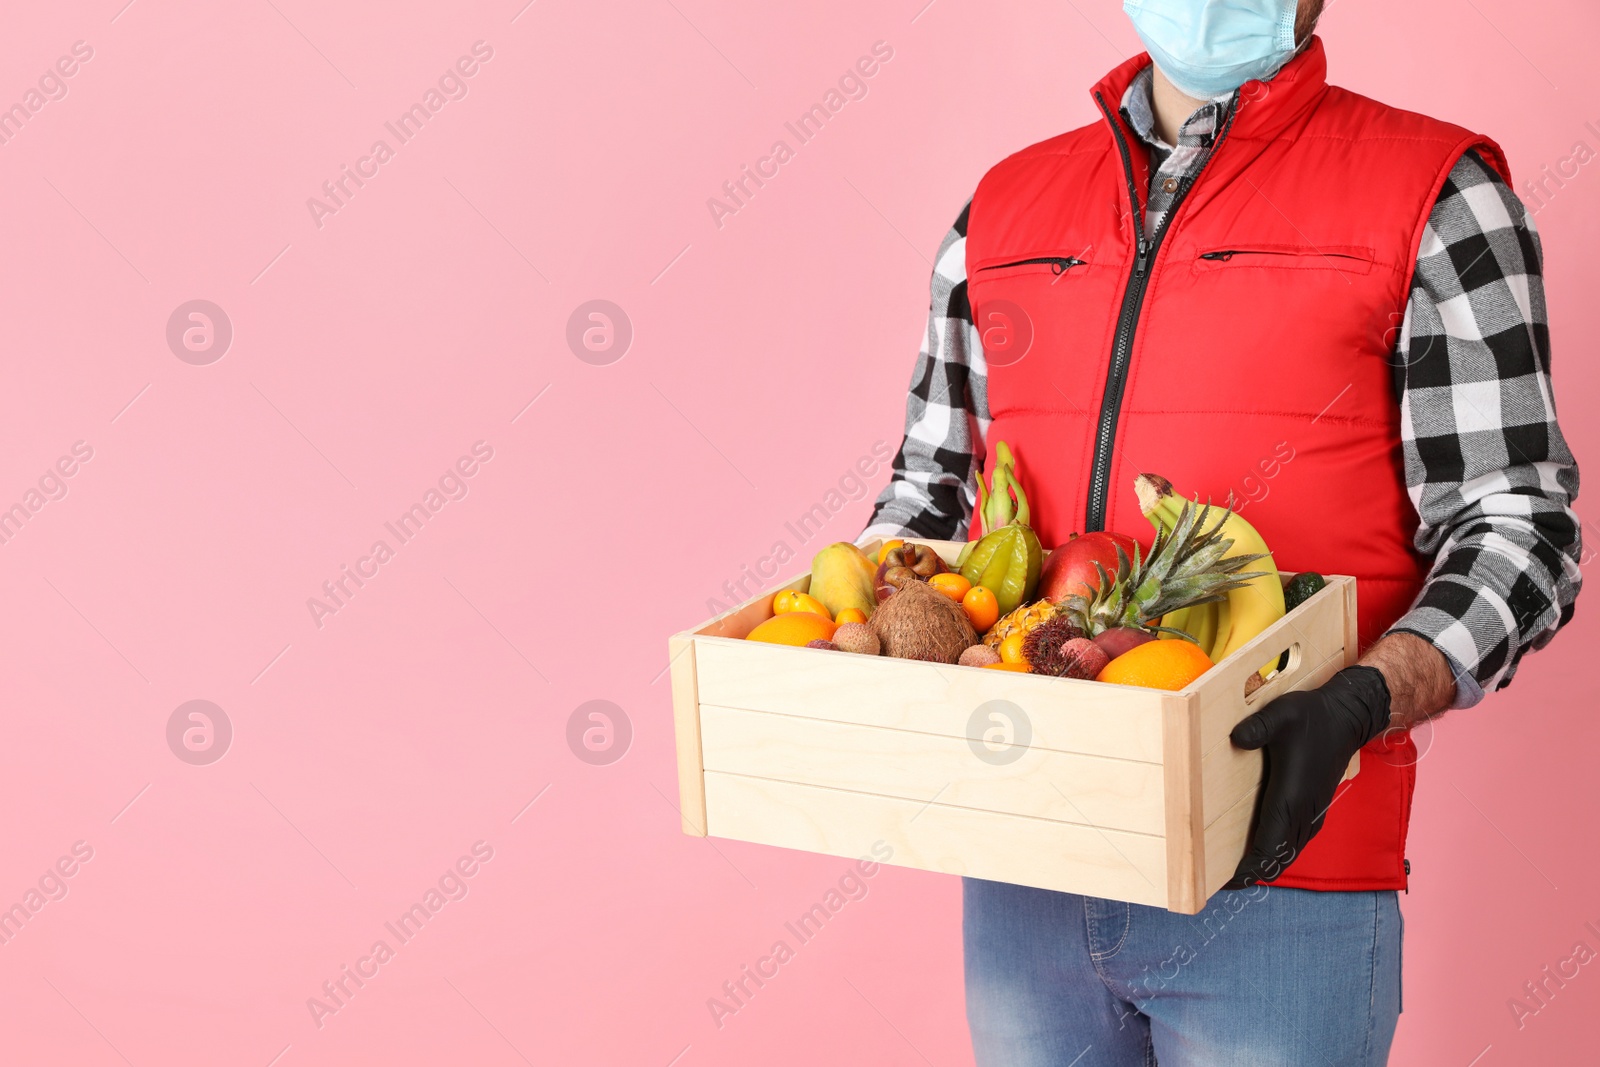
863,68,1582,707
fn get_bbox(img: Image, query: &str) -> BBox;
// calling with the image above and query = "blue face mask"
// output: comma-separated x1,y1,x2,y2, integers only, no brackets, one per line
1123,0,1300,100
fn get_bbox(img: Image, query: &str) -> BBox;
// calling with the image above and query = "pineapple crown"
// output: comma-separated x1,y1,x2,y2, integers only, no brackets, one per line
1062,500,1269,636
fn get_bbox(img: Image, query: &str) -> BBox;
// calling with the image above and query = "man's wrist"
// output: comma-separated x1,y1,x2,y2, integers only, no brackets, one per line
1358,632,1457,730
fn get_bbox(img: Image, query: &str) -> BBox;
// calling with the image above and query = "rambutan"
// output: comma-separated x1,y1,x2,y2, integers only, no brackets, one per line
1021,616,1088,676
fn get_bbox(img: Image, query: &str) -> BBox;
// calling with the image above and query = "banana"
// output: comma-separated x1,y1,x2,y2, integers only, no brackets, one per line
1208,596,1231,662
1162,601,1218,650
1159,604,1195,642
1135,474,1285,674
1205,515,1282,665
1193,600,1219,654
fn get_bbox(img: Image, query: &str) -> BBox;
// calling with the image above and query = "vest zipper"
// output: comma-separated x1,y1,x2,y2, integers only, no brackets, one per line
978,256,1086,275
1084,91,1240,531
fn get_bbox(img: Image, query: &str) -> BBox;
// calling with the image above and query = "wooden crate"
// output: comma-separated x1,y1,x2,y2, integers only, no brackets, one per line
668,539,1358,914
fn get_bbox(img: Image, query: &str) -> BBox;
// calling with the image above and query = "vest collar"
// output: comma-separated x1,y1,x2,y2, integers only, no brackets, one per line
1091,36,1330,147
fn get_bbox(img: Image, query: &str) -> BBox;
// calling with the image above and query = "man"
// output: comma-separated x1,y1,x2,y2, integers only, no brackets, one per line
863,0,1581,1063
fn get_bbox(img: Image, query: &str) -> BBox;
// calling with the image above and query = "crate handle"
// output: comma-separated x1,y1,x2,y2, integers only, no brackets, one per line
1242,642,1301,709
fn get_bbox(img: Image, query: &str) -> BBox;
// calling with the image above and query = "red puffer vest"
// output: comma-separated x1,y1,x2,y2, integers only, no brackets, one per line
966,38,1508,890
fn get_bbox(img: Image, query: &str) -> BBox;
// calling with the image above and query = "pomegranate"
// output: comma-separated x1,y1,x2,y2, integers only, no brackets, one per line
1037,531,1144,604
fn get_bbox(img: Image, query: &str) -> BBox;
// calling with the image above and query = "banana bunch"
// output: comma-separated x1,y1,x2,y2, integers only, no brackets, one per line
1135,474,1285,674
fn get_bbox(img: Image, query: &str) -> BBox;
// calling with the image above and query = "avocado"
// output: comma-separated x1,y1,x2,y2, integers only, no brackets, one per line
1284,571,1327,612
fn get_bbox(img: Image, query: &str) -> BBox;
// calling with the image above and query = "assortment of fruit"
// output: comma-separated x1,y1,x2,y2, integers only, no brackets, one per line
740,444,1327,694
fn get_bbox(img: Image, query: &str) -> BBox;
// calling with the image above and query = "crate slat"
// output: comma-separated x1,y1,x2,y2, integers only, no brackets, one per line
1160,687,1214,913
699,704,1168,834
1342,577,1361,666
668,635,708,836
694,639,1167,764
703,772,1169,908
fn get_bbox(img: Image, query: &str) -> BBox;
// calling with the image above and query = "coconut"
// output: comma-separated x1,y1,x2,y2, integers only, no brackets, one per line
869,579,979,664
833,622,881,656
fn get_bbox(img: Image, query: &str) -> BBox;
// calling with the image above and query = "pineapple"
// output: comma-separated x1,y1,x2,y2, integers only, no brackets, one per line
1061,501,1267,637
984,598,1059,649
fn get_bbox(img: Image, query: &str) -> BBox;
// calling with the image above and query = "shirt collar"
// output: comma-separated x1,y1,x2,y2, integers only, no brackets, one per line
1118,64,1232,153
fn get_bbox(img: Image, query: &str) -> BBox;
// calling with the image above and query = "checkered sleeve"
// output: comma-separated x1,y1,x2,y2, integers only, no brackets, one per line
861,201,990,542
1388,150,1583,706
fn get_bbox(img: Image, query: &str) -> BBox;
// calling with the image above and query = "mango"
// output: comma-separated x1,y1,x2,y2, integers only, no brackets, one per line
808,542,879,621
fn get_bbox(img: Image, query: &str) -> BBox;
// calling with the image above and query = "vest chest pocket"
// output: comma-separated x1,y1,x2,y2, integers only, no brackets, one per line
975,254,1089,280
969,252,1109,400
1193,244,1376,275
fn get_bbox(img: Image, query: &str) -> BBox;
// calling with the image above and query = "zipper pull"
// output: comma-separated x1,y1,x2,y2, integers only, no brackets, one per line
1135,239,1150,275
1201,250,1236,261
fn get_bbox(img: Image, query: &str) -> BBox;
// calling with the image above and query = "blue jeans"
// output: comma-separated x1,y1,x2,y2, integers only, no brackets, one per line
964,879,1402,1066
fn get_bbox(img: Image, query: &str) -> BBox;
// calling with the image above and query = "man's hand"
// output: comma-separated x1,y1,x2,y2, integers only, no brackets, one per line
1223,666,1391,888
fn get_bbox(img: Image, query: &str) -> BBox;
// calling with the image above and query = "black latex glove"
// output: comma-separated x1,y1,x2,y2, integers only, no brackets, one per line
1224,665,1392,889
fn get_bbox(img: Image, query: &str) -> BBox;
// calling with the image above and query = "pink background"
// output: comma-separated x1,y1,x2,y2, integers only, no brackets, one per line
1,1,1596,1063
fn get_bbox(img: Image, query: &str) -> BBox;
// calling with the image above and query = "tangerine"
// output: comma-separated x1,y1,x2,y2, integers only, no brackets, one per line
999,632,1026,664
1096,639,1213,690
773,590,832,620
929,573,972,603
835,607,868,625
875,539,905,565
983,661,1032,672
962,586,1000,632
746,612,838,647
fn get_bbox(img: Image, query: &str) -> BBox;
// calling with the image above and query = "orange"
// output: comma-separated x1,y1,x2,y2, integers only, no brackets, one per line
875,538,904,564
746,612,838,647
999,632,1026,664
835,607,868,625
772,590,832,620
1096,639,1213,690
962,586,1000,632
928,573,972,603
983,661,1032,672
